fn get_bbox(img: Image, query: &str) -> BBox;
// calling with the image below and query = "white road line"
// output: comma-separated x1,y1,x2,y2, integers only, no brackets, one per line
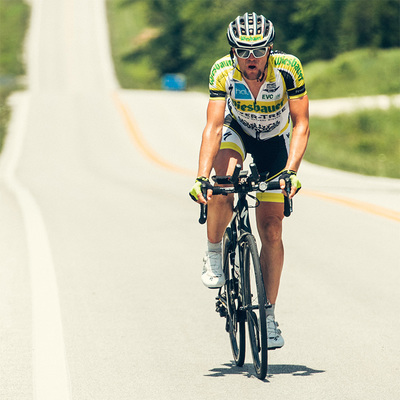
0,0,72,394
0,93,71,399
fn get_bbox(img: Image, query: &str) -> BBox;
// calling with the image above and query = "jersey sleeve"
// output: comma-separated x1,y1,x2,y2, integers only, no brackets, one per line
208,55,232,100
273,53,307,99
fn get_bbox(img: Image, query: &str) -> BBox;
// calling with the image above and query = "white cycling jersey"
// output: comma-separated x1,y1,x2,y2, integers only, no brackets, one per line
209,51,307,141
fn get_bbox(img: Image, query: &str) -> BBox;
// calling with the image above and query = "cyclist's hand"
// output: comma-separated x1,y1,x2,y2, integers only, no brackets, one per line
279,170,301,199
189,177,213,204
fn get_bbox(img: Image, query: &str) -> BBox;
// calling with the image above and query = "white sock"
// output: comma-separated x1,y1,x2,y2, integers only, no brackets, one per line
266,304,275,317
207,240,222,253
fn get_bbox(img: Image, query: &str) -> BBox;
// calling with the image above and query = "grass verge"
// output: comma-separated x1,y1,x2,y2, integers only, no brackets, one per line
305,48,400,100
0,0,30,151
306,107,400,178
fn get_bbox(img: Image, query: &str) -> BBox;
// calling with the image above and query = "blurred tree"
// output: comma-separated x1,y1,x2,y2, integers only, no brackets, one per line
144,0,187,74
340,0,400,50
119,0,400,84
288,0,344,62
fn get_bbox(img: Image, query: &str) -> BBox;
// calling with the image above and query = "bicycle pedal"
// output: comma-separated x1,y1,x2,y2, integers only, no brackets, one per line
215,300,227,318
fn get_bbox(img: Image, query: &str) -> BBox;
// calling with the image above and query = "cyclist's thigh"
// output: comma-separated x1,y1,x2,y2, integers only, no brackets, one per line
214,122,245,175
214,149,243,176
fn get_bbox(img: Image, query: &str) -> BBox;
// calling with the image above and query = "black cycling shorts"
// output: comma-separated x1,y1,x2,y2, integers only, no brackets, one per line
220,115,290,202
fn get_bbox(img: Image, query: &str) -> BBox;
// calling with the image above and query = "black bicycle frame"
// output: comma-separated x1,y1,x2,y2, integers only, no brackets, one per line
235,193,252,235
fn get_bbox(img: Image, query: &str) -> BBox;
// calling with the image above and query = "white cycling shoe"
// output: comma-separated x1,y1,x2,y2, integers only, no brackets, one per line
267,315,284,349
201,251,225,288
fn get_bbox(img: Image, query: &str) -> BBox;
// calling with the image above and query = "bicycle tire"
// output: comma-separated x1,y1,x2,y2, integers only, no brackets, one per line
241,233,268,379
223,229,245,367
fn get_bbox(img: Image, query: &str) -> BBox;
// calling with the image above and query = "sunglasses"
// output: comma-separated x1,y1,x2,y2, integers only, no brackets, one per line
235,47,269,59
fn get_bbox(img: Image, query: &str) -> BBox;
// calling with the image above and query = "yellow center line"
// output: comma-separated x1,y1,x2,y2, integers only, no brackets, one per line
302,189,400,222
112,91,193,177
113,91,400,223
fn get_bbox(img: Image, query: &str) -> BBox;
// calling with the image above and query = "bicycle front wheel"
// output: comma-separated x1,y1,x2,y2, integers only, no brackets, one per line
241,233,268,380
223,229,245,367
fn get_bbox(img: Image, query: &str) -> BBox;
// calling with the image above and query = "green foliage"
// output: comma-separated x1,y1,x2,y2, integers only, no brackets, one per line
0,0,30,151
107,0,400,89
307,108,400,178
107,0,160,88
122,0,260,85
288,0,343,61
0,0,29,76
340,0,400,50
305,48,400,99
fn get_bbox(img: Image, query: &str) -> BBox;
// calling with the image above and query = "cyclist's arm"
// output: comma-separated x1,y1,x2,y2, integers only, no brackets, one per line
284,94,310,197
196,99,226,202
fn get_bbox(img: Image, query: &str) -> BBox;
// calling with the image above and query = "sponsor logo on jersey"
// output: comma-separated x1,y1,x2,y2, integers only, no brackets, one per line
234,83,252,99
274,56,304,81
232,98,285,113
223,132,232,141
209,58,232,85
261,93,281,100
265,83,279,92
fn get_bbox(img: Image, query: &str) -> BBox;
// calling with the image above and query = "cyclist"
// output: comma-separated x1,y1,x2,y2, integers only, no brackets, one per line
189,12,310,348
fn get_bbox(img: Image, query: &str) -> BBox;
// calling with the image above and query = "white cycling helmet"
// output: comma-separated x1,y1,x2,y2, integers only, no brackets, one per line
227,12,275,48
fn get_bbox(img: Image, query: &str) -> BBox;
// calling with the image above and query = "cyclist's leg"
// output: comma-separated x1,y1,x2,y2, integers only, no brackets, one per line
251,132,289,304
256,200,285,349
207,117,246,243
255,201,284,305
207,149,242,243
201,121,245,287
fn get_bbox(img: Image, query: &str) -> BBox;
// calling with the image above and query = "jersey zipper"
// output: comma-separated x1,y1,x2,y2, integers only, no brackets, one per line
254,99,260,140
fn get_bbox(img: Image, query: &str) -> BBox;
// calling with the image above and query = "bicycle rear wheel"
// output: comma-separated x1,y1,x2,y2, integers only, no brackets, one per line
223,229,245,367
241,233,268,379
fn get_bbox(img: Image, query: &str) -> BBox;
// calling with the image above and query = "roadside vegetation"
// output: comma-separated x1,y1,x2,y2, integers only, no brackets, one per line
308,108,399,178
106,0,400,89
0,0,30,151
305,48,400,99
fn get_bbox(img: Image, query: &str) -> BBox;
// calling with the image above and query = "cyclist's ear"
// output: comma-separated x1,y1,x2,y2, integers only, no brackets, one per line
230,48,238,68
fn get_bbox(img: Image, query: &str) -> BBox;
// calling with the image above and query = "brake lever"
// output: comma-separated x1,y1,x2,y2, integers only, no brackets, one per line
284,179,293,217
199,203,207,224
199,182,209,224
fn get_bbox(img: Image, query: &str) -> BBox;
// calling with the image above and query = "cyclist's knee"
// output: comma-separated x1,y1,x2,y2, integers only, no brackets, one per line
257,215,283,244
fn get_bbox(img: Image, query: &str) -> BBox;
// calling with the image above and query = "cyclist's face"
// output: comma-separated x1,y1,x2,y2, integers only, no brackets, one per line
234,47,270,81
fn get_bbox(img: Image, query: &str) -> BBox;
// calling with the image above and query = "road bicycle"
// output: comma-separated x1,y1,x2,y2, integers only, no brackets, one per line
198,163,292,380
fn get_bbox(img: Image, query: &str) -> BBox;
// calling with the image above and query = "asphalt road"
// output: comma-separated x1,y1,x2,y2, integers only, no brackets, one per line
0,0,399,399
